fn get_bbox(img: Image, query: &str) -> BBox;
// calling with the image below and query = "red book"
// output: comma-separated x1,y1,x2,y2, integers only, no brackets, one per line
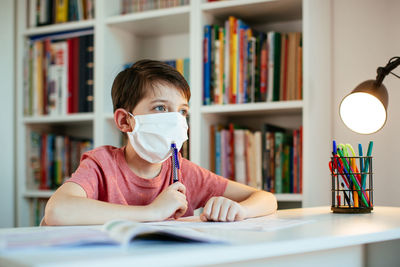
67,39,74,113
40,134,48,190
260,39,268,99
299,126,303,193
229,16,236,104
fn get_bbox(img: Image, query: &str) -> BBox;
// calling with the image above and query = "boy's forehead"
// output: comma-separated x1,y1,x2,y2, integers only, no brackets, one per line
145,83,187,101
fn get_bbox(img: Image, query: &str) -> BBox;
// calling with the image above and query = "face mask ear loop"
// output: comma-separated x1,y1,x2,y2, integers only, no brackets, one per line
127,112,136,132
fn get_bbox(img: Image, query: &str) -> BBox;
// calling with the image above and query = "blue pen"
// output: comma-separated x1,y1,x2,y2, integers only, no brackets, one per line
362,141,373,189
333,140,337,155
171,142,180,183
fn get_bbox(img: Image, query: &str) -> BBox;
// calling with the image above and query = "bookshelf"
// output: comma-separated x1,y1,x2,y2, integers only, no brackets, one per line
16,0,332,226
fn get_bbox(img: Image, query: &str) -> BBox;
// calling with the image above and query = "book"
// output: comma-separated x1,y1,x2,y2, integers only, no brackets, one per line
215,125,222,175
85,34,94,112
55,0,68,24
0,219,225,251
261,124,286,192
78,35,87,112
272,32,282,101
0,215,310,251
234,129,246,185
203,25,212,105
274,131,284,193
210,125,216,172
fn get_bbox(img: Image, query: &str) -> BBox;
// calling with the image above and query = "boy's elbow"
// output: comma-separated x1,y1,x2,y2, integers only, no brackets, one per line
266,191,278,213
43,197,65,226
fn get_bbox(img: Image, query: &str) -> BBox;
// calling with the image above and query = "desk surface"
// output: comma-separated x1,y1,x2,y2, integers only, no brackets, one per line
1,206,400,267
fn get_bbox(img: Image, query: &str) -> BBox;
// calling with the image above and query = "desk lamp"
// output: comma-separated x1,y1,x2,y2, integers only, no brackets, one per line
339,56,400,134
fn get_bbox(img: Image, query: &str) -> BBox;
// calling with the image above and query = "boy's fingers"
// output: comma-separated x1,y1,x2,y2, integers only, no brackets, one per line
200,213,208,222
170,182,186,194
210,197,223,221
227,204,237,222
218,199,230,221
202,197,215,220
174,201,188,219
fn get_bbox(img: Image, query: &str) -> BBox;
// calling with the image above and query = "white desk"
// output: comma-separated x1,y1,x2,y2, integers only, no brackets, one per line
1,206,400,267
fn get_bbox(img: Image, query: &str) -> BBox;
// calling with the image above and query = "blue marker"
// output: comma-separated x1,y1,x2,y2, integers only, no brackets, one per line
171,142,180,183
333,140,337,155
362,141,373,189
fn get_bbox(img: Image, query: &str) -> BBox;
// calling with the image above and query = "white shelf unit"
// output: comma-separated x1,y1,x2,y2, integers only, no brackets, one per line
23,190,56,199
16,0,332,226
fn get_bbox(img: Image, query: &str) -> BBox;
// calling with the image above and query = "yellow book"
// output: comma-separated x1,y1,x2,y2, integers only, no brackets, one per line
176,58,184,76
55,0,69,23
231,18,237,103
229,16,235,103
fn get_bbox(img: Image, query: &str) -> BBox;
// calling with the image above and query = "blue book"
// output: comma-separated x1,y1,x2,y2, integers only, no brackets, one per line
204,25,212,105
183,58,190,85
215,128,221,175
164,60,176,68
46,134,54,189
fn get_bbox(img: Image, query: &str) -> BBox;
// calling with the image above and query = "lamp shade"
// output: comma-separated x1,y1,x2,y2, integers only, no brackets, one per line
339,80,388,134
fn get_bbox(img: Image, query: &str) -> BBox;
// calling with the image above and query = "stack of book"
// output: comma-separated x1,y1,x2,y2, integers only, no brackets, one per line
209,123,302,193
123,58,190,85
28,131,93,191
31,198,47,226
28,0,95,28
121,0,190,14
24,29,94,116
203,16,302,105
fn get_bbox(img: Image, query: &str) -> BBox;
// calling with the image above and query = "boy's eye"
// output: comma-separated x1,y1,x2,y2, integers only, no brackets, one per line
179,109,188,116
154,105,167,112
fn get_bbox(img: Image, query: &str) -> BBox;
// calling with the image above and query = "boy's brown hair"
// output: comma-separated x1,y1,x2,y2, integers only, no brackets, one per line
111,59,191,112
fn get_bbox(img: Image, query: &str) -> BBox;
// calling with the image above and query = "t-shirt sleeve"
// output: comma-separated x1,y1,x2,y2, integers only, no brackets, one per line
65,155,104,200
180,158,228,209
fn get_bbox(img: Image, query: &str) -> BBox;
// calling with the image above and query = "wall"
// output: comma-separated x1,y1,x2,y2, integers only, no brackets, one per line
332,0,400,206
0,0,15,227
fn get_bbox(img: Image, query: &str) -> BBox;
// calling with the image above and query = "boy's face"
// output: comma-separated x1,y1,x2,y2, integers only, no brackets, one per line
131,82,189,117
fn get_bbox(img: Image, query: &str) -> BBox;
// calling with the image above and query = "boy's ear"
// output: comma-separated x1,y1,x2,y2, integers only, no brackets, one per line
114,108,134,133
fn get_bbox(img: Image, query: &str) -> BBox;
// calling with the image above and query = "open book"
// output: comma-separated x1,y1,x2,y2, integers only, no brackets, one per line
0,219,224,251
0,216,311,251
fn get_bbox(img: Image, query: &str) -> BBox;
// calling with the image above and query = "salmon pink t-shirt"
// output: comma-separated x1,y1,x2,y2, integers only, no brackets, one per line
66,146,228,217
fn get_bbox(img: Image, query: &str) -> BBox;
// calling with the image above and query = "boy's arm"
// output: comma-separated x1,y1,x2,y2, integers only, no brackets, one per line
200,180,277,222
44,182,188,225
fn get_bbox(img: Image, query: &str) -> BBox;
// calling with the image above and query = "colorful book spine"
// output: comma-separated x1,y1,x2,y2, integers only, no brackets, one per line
212,123,302,193
203,25,212,105
28,131,93,191
272,32,282,101
25,30,94,116
274,131,284,193
202,18,302,105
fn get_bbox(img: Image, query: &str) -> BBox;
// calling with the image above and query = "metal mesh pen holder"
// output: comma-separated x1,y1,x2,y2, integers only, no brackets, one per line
330,156,373,213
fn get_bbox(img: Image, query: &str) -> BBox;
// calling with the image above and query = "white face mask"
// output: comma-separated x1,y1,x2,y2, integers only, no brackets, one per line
127,112,188,163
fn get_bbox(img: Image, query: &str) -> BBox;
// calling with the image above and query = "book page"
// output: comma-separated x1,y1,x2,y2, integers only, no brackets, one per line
146,215,313,232
0,226,114,251
103,220,227,245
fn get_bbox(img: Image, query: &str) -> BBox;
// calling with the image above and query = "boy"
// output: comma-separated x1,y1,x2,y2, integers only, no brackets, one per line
44,60,277,225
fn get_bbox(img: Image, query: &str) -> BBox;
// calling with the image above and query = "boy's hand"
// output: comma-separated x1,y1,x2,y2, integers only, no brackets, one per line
149,182,188,221
200,196,246,222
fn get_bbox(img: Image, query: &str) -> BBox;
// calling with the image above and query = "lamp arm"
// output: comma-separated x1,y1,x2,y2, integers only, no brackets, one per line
375,56,400,86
